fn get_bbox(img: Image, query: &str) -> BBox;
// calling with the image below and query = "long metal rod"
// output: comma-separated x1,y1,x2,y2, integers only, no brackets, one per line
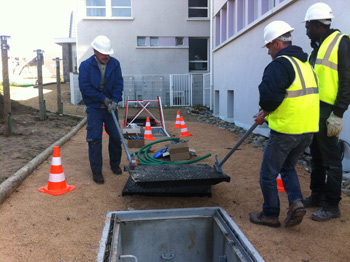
111,109,135,169
217,122,258,168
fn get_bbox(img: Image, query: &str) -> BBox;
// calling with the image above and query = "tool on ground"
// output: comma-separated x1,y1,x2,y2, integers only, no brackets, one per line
214,122,259,175
153,147,168,159
111,108,137,170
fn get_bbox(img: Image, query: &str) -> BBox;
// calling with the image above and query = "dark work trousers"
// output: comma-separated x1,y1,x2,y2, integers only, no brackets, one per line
309,104,343,206
260,131,313,218
86,107,122,173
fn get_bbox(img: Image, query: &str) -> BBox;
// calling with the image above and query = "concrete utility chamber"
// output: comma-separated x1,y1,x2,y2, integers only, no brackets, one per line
98,207,264,262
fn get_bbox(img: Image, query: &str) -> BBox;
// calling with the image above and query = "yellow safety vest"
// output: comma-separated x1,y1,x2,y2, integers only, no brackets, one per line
314,31,345,105
268,56,319,135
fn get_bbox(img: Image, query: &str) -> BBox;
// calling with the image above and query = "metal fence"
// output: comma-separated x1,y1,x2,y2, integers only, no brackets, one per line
70,73,211,108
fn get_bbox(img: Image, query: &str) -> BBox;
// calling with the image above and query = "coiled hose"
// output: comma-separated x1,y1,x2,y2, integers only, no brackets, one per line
130,137,211,165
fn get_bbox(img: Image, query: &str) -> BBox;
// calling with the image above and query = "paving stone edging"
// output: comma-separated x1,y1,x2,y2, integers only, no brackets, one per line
0,117,87,205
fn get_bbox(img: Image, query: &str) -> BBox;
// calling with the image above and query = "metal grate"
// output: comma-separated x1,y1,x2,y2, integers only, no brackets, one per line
129,163,230,188
122,176,212,197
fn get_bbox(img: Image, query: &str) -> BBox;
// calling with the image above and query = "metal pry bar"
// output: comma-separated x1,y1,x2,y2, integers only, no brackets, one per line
111,108,137,170
214,122,259,175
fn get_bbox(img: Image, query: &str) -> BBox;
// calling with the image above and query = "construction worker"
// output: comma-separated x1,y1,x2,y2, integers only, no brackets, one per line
79,35,124,184
303,3,350,221
250,21,319,228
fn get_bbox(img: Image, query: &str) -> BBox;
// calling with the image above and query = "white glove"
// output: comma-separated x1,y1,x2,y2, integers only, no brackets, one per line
326,112,343,137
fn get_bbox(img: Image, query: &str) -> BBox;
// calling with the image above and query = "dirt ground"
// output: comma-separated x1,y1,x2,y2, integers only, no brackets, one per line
1,83,350,262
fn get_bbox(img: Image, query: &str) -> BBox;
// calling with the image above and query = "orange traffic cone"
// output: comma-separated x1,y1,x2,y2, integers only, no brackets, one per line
144,117,155,140
38,146,75,196
103,124,107,135
174,111,181,128
179,116,193,137
276,173,285,192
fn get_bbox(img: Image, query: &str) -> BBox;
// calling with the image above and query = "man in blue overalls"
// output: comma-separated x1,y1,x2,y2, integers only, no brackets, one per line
79,35,123,184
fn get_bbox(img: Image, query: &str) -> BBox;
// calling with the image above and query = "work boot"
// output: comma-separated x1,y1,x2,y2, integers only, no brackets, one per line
249,211,281,228
302,195,322,208
111,166,122,175
311,206,341,222
92,172,104,184
284,200,306,227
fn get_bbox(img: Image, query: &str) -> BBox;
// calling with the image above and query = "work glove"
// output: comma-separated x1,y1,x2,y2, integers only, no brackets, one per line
104,97,112,107
108,101,118,113
326,112,343,137
254,110,266,125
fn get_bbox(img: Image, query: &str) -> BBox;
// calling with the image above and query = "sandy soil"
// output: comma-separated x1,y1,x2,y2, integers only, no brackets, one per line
0,83,350,262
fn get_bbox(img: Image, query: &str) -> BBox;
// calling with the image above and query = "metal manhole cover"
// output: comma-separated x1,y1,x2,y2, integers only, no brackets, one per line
129,163,230,188
122,176,212,197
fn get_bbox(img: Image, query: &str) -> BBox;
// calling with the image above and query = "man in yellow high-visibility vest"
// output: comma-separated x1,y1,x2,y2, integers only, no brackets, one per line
303,3,350,222
249,21,319,228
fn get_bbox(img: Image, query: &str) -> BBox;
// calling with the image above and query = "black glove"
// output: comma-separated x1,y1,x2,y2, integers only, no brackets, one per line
108,101,118,113
104,98,112,107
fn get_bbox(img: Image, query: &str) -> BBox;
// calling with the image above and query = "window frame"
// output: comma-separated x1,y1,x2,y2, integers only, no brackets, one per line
188,0,209,18
137,37,146,46
86,0,106,17
85,0,133,19
214,0,291,50
189,37,209,72
175,37,184,46
150,37,159,46
111,0,132,18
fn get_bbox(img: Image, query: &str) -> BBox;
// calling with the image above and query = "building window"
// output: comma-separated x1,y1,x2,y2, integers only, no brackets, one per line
112,0,132,17
137,36,188,48
86,0,132,18
150,37,159,46
175,37,184,46
86,0,106,17
189,38,208,71
214,0,289,47
137,37,146,46
188,0,208,18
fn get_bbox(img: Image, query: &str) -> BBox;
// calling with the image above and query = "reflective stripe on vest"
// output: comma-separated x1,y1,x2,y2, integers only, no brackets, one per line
314,32,344,105
267,56,319,135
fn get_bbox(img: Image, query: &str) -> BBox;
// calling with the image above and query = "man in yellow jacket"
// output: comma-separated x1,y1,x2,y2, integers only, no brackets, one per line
250,21,319,228
303,3,350,221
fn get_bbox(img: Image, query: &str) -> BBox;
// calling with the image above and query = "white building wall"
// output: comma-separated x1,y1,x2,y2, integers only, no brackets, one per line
75,0,210,75
212,0,350,169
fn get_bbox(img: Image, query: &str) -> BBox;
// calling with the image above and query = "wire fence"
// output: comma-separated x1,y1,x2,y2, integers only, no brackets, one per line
69,73,211,108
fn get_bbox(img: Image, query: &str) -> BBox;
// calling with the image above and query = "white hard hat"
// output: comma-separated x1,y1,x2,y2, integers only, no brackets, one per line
262,21,294,48
304,3,333,23
91,35,114,55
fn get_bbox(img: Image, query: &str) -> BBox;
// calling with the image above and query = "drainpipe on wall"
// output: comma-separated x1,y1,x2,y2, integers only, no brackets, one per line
209,0,214,111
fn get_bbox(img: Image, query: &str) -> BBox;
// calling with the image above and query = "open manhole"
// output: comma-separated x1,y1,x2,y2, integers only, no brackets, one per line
97,207,264,262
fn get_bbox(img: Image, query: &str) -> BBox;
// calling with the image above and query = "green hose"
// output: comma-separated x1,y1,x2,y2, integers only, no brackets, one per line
131,137,211,165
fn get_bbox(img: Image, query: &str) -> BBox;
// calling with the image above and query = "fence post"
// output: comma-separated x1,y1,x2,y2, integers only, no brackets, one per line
53,57,63,114
1,35,11,136
34,49,45,120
